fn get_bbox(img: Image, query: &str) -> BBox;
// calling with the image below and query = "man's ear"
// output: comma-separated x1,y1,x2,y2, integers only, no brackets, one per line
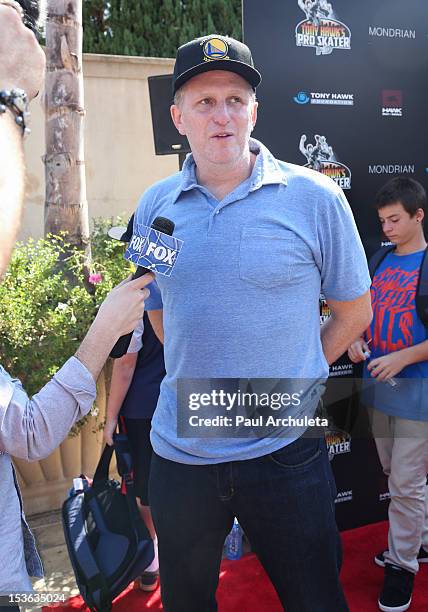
416,208,425,223
170,104,186,136
251,100,258,130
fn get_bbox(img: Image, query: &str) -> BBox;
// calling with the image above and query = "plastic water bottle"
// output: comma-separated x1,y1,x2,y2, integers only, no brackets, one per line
387,377,399,388
364,348,399,389
225,518,243,560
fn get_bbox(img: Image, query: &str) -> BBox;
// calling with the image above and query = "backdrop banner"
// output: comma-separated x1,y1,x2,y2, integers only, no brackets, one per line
243,0,428,529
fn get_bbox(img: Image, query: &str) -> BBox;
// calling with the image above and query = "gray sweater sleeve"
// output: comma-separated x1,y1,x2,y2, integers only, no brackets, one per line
0,356,97,461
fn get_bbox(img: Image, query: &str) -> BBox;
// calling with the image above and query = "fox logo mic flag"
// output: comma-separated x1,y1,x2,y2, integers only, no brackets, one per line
125,223,183,277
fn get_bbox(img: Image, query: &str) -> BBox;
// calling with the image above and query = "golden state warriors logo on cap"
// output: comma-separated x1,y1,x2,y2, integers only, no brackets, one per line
203,37,229,61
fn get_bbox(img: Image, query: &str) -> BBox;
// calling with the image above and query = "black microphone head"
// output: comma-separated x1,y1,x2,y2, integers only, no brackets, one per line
152,216,175,236
121,214,135,242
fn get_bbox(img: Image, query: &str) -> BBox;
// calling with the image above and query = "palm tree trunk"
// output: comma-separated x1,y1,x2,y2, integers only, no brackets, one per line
44,0,89,258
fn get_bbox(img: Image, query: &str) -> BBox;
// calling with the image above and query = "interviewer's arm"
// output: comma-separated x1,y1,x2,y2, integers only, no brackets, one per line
0,274,152,460
321,291,372,365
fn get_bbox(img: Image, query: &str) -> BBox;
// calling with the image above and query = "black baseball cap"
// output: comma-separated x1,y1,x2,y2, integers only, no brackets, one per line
172,35,261,95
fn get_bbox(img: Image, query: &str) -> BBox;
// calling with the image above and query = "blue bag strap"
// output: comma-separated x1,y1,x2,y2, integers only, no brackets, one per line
93,442,114,483
92,437,152,545
368,245,396,279
113,433,151,542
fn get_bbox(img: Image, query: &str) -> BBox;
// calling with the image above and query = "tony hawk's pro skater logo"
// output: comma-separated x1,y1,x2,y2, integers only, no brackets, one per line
319,293,331,324
325,430,352,461
299,134,352,189
296,0,351,56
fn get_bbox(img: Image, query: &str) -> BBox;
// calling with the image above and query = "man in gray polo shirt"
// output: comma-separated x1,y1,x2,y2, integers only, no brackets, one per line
136,35,372,611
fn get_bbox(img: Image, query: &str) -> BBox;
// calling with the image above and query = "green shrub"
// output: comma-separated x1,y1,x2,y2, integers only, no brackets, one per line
0,218,134,435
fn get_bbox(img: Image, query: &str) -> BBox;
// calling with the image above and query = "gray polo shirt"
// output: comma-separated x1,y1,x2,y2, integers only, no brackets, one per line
136,138,371,464
0,357,96,593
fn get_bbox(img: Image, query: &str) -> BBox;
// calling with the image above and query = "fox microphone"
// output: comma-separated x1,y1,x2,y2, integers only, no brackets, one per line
110,216,174,358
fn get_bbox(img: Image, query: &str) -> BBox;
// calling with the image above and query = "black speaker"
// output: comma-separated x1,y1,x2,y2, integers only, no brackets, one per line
148,74,191,156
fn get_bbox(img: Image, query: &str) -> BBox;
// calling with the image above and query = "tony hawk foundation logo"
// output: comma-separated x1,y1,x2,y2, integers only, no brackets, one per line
293,90,354,106
299,134,352,189
296,0,351,56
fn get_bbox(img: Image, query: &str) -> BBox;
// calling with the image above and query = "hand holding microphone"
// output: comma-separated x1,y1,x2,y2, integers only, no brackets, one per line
97,272,154,339
110,216,175,358
74,273,153,381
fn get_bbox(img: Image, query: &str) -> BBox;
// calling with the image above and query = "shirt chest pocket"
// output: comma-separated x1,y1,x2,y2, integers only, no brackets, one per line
239,228,296,289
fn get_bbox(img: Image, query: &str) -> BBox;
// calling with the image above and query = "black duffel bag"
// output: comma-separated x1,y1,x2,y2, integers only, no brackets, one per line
62,433,154,612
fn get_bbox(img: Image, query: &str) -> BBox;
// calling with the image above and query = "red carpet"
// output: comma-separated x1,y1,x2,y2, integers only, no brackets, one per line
44,521,428,611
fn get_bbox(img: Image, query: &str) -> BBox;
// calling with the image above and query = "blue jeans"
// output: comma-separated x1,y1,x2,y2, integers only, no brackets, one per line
149,436,348,612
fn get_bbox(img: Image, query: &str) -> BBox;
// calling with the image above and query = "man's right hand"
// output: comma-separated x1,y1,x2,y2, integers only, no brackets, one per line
348,338,370,363
0,3,45,99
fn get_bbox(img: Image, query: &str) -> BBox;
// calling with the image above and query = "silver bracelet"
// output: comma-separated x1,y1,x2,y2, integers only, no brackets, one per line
0,88,30,136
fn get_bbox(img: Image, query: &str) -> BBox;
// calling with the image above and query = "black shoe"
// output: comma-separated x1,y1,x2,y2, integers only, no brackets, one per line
378,564,414,612
375,547,428,568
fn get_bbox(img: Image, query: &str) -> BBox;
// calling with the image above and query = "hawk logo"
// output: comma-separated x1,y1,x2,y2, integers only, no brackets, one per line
296,0,351,55
299,134,352,189
335,489,353,504
382,90,403,117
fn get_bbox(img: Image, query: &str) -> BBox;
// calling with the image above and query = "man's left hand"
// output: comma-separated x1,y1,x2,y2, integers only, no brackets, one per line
367,351,408,381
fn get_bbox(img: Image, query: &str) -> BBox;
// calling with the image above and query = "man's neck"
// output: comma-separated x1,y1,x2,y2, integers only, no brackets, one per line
395,231,427,255
195,151,257,202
